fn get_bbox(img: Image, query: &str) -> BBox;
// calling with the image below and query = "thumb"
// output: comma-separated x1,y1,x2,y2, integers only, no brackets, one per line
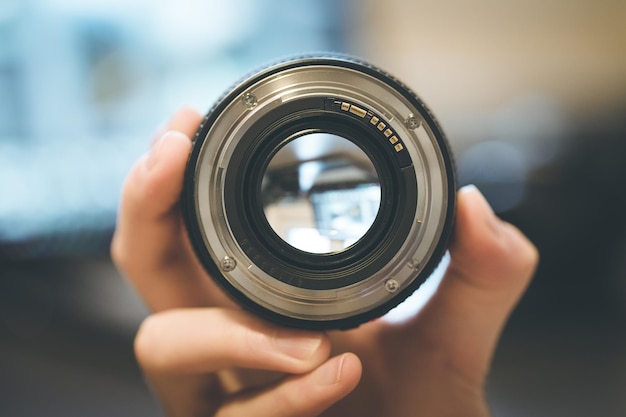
408,185,539,382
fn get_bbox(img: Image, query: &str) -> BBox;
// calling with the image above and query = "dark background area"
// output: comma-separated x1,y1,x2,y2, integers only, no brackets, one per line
1,0,625,416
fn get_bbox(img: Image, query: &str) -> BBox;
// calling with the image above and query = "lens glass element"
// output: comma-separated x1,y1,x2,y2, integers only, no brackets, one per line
262,132,381,254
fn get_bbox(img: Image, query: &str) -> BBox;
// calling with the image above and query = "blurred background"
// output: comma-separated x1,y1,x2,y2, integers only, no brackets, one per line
1,0,625,415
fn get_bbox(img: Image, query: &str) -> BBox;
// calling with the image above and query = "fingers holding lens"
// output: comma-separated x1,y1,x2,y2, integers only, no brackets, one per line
134,308,352,416
134,308,332,376
402,185,538,382
111,107,234,311
216,353,362,417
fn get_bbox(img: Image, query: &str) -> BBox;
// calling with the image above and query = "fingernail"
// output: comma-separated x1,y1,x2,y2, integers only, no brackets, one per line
459,184,501,235
147,132,167,170
146,131,187,170
150,123,168,148
273,329,324,360
314,354,345,386
459,184,483,199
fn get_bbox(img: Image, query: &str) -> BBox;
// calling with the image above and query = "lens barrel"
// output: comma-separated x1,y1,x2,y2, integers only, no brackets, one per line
182,55,456,329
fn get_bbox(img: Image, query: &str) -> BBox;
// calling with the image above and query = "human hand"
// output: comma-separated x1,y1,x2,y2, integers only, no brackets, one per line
111,107,538,417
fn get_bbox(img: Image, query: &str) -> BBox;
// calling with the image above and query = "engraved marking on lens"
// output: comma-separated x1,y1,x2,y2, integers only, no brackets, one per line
407,258,421,270
370,116,379,125
341,102,350,111
389,136,398,144
384,129,392,137
377,122,386,131
394,143,404,152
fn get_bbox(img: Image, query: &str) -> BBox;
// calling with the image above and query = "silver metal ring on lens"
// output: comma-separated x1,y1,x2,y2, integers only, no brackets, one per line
182,55,456,330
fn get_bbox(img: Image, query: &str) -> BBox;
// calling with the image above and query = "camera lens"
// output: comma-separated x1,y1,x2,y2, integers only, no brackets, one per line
182,55,456,329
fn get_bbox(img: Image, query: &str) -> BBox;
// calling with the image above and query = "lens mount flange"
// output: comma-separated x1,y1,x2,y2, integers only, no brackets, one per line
182,55,456,329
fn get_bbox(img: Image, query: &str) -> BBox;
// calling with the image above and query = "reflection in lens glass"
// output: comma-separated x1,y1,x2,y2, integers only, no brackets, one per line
262,133,381,254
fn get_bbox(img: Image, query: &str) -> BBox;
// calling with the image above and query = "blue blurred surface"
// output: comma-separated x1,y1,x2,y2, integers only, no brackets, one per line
0,0,347,257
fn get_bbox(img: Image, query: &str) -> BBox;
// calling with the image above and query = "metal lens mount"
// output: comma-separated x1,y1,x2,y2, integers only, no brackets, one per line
182,55,456,330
